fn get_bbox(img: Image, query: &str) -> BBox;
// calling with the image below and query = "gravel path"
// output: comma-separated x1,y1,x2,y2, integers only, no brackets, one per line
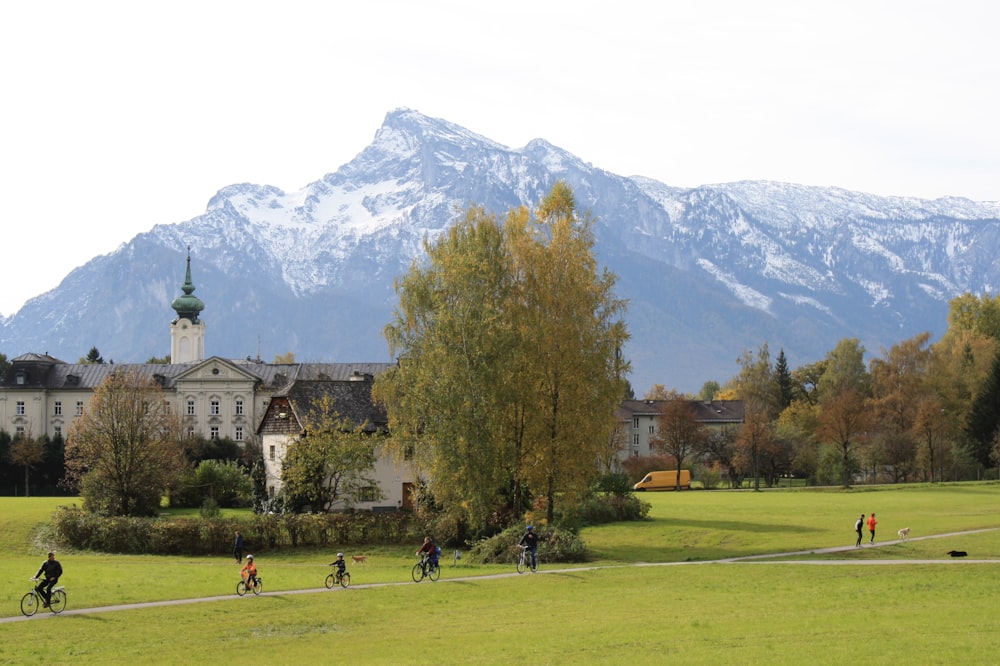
4,527,996,624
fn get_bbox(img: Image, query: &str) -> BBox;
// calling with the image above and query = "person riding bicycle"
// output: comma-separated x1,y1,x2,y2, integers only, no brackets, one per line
519,525,539,570
330,552,347,578
33,551,62,608
416,536,439,571
241,554,258,587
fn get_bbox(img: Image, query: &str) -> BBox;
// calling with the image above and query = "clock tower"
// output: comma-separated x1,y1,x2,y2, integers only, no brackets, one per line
170,250,206,364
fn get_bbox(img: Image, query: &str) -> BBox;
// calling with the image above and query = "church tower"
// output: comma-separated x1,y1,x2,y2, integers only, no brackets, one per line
170,250,206,364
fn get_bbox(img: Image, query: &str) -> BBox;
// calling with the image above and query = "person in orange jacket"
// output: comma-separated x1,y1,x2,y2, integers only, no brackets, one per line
867,513,877,543
241,554,258,586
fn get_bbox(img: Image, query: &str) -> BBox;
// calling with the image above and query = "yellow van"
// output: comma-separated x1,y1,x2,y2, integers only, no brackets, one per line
633,469,691,491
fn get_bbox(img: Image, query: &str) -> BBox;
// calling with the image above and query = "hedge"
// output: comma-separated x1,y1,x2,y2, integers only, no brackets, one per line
51,506,419,556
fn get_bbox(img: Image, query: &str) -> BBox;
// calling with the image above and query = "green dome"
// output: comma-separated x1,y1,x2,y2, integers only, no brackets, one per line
171,253,204,323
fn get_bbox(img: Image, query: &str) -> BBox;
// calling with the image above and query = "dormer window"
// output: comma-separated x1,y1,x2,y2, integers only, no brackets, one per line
15,372,25,385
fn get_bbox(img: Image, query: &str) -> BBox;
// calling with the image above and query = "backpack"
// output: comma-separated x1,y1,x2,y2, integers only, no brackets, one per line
434,545,442,558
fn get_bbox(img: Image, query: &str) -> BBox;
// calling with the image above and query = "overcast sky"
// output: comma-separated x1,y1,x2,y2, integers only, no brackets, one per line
2,1,998,316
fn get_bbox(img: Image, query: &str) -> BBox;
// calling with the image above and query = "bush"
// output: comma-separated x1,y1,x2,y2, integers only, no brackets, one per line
173,460,253,508
50,506,420,555
466,525,589,565
577,493,650,525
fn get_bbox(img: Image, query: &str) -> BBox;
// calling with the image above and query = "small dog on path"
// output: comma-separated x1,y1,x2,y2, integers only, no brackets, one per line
351,555,368,565
897,527,910,540
946,550,968,557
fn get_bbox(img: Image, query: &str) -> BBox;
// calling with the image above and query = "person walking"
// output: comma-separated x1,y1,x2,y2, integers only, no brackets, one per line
33,551,62,608
867,513,877,543
234,530,244,563
855,514,865,547
519,525,540,571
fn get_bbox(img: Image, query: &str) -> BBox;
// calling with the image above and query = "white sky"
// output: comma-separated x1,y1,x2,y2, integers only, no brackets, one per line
2,1,998,316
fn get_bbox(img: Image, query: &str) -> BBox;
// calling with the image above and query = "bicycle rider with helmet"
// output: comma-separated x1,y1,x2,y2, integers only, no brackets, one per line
241,554,258,587
519,525,539,570
330,552,347,579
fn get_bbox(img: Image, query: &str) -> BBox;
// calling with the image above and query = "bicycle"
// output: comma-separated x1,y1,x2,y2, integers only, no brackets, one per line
411,555,441,583
516,545,537,574
325,568,351,589
236,575,263,596
21,578,67,616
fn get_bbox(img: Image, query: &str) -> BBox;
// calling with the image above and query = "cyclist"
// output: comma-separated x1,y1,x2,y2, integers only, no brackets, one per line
330,552,347,579
241,554,258,588
519,525,539,570
33,550,62,608
416,536,439,571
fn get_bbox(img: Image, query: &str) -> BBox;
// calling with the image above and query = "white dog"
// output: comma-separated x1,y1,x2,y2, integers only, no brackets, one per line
897,527,910,540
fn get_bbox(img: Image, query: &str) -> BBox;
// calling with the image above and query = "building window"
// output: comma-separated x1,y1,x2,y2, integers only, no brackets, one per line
54,426,62,438
187,400,196,416
235,426,244,442
632,434,639,447
649,425,655,434
165,401,172,415
632,448,639,457
188,426,196,438
210,426,219,440
269,445,276,461
235,399,244,416
16,426,25,437
210,400,220,415
54,401,62,416
359,486,377,503
16,401,25,415
76,401,84,416
632,417,639,429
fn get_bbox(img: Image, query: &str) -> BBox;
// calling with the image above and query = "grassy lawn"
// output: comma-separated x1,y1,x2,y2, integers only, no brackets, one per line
1,484,998,664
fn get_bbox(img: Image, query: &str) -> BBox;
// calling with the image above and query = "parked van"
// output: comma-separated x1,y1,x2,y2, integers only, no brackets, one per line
633,469,691,491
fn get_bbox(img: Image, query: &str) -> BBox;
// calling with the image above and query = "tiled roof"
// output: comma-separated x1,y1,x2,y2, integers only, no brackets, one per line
618,399,744,424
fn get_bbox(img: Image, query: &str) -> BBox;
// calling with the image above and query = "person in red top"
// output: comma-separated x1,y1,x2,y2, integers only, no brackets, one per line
867,513,877,543
416,536,438,571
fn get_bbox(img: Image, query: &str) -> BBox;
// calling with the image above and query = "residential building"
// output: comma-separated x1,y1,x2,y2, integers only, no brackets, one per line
616,399,745,460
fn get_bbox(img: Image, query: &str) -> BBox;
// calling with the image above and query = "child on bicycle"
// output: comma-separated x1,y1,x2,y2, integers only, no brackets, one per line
416,536,439,571
330,552,347,579
241,554,258,586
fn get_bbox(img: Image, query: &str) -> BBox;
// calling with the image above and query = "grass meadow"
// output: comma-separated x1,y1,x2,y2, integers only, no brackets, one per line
1,483,999,664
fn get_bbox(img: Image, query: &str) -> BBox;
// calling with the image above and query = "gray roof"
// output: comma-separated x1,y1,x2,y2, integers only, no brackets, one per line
618,399,745,425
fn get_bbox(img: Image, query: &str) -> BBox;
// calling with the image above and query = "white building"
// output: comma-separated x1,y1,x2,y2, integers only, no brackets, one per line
0,255,414,510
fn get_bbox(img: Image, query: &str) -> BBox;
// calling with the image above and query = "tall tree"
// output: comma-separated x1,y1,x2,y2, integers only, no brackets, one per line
65,369,185,516
732,343,778,490
965,347,1000,467
816,339,871,488
280,395,383,511
81,346,105,364
774,349,794,410
375,183,629,531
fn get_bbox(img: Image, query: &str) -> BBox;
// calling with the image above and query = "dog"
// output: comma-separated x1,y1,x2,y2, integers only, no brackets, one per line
351,555,368,565
897,527,910,540
946,550,968,557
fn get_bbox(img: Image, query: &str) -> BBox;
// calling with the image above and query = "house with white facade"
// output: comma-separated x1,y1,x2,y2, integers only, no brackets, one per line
0,254,415,509
615,398,745,461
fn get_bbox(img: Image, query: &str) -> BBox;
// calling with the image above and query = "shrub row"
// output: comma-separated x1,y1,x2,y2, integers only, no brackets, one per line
51,506,418,556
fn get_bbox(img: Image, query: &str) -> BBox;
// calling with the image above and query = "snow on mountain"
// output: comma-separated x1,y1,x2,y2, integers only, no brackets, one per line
3,108,999,392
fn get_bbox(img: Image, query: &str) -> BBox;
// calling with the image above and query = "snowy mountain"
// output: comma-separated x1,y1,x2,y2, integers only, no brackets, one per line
3,108,999,393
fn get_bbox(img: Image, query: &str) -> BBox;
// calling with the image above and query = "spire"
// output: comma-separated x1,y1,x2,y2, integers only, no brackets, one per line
171,248,205,323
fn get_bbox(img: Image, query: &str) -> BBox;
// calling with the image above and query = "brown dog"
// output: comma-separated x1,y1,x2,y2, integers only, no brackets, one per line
351,555,368,565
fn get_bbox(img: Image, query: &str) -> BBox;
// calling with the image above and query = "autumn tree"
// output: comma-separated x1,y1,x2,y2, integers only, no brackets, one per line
280,395,383,512
375,183,629,532
731,343,779,490
650,392,708,489
9,434,44,497
65,369,185,516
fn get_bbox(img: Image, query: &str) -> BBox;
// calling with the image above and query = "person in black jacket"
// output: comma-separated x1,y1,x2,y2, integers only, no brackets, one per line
34,551,62,607
519,525,539,570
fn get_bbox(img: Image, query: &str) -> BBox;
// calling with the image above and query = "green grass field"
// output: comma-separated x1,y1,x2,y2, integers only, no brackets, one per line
1,484,998,664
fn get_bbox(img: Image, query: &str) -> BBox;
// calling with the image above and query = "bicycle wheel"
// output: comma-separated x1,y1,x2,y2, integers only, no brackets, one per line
20,592,38,617
236,581,247,596
49,589,67,613
325,573,336,589
517,554,527,574
428,563,441,582
339,572,350,588
252,579,262,595
411,562,425,583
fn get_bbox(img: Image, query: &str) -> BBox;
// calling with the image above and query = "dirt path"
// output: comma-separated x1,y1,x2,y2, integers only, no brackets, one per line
4,528,996,624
